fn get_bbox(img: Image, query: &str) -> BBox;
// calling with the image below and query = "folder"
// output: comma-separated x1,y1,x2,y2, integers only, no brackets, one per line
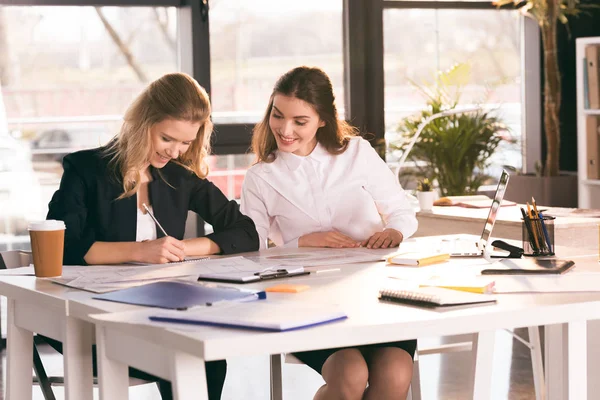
93,281,266,309
197,267,310,284
386,251,450,266
148,301,348,332
587,115,600,180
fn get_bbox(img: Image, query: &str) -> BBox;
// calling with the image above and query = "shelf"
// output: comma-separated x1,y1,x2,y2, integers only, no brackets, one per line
582,179,600,186
583,109,600,115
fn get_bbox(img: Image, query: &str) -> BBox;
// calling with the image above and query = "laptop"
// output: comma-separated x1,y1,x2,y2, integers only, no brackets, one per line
441,170,510,258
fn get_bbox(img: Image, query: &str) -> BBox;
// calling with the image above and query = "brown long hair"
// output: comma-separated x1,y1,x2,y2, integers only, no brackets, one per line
252,66,357,162
104,73,213,198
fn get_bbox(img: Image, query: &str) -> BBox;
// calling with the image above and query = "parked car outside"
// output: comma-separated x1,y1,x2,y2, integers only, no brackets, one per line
30,126,115,161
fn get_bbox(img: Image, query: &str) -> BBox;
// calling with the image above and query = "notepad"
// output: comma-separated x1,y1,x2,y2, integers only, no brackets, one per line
481,258,576,275
378,287,497,309
93,281,265,309
387,252,450,266
148,301,348,331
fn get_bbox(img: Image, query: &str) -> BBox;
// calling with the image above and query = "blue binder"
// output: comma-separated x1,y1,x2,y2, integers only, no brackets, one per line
93,281,266,310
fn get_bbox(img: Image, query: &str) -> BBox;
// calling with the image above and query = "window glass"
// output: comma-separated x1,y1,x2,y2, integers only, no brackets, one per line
383,8,523,184
209,0,344,124
0,6,178,250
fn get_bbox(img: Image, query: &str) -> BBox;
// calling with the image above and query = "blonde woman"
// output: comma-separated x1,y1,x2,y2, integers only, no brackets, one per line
241,66,417,400
47,72,259,399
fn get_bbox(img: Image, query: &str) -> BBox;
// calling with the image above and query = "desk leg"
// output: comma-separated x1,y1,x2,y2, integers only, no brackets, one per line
545,324,568,400
95,325,129,400
527,326,546,400
470,330,495,400
6,298,33,400
270,354,284,400
567,321,587,400
169,351,208,400
63,316,94,400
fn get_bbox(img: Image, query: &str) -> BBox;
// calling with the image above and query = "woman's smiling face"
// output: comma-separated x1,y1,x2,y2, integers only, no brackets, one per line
149,118,200,168
269,94,325,156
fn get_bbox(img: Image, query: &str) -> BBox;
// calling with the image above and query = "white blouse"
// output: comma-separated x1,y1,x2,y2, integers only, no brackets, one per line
136,206,157,242
241,137,418,249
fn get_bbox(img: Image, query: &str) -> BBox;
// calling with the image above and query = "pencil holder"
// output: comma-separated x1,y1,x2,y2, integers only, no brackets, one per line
522,216,555,256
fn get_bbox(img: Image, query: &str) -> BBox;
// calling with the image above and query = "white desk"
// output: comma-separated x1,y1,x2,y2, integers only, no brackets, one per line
2,242,599,400
416,205,600,250
0,277,140,400
0,277,95,400
76,246,600,400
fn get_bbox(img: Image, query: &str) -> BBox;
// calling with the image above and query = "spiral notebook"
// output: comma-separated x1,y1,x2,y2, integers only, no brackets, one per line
378,287,497,309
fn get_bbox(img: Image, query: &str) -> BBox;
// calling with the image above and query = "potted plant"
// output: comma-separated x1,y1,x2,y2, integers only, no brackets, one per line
494,0,595,206
392,65,509,197
416,178,435,211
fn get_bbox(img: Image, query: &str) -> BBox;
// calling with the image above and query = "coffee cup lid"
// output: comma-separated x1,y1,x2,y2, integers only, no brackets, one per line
28,220,66,231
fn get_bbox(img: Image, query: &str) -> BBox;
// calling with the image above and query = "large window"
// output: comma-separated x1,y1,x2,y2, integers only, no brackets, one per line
209,0,344,124
383,7,523,182
0,5,178,250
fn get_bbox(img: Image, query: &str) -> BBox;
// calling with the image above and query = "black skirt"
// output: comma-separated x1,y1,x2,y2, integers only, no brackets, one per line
293,339,417,375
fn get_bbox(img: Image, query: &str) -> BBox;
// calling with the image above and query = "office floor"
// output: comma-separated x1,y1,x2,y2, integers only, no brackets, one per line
0,329,537,400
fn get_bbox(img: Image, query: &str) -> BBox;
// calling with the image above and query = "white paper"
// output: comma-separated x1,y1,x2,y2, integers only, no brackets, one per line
47,257,264,293
246,248,387,268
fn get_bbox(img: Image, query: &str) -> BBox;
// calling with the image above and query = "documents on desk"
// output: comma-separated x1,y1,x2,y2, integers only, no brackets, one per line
48,257,265,293
246,248,389,268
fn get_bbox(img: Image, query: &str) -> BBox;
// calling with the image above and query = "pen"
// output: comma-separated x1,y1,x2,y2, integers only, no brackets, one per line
142,203,169,237
315,268,341,274
538,212,553,253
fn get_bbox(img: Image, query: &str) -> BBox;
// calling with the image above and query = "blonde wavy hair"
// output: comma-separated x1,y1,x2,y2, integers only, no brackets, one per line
252,66,357,163
105,73,213,199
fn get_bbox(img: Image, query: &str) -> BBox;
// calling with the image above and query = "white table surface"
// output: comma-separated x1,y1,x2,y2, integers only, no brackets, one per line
79,244,600,400
2,239,599,400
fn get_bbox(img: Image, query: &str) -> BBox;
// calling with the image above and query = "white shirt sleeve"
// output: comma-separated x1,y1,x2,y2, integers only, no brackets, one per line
240,170,271,250
359,139,418,239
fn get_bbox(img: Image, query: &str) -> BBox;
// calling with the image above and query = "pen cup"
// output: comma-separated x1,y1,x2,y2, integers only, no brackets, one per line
522,216,555,257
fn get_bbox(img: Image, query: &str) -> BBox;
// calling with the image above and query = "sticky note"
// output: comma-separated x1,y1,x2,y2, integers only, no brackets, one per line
265,284,310,293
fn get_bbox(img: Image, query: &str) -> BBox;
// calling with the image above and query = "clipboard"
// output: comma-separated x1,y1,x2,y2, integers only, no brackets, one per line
197,268,310,284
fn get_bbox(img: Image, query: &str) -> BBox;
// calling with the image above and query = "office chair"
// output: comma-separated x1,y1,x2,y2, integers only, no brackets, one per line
0,250,156,400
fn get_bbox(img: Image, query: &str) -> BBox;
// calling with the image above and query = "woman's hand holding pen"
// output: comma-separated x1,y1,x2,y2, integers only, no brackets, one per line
361,228,403,249
137,236,186,264
299,231,361,248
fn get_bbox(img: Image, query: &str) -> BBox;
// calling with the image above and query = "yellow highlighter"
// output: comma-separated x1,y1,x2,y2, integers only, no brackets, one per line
420,281,496,295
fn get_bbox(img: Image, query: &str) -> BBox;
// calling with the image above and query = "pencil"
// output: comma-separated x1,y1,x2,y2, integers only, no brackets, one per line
142,203,169,237
520,207,539,253
526,202,541,252
531,198,548,253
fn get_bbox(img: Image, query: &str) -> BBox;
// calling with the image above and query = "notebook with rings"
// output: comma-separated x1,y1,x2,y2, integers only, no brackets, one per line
378,287,497,309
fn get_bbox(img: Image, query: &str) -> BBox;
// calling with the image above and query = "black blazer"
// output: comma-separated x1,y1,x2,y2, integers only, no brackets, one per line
47,148,259,265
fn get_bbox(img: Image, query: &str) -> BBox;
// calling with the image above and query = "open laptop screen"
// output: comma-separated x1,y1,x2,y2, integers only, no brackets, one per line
477,170,510,251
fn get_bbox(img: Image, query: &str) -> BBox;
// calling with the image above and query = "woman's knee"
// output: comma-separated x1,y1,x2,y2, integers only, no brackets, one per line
368,347,414,392
322,349,369,398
